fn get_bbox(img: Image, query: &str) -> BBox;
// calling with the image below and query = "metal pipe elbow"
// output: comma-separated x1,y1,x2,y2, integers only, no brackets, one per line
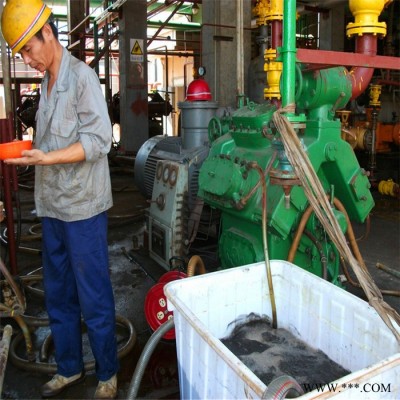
349,35,378,100
187,255,206,277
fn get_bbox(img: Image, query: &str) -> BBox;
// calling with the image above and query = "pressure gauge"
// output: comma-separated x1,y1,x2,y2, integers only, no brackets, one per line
162,165,170,183
156,163,163,180
198,66,206,77
169,166,178,186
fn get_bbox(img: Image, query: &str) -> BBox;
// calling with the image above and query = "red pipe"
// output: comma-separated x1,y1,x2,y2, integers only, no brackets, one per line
270,20,282,50
270,20,283,107
0,116,18,275
349,34,378,100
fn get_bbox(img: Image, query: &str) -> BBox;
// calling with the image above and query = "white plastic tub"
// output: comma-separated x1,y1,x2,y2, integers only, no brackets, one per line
164,260,400,399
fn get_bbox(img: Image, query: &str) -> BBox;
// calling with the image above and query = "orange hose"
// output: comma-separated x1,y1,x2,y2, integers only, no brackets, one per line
333,197,367,270
288,198,399,296
186,255,206,277
287,205,314,263
287,197,367,270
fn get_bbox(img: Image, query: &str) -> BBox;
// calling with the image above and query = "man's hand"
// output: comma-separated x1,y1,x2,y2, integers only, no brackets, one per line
4,149,47,166
3,143,85,166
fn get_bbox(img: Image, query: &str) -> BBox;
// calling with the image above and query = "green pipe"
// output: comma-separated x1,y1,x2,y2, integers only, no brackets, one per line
281,0,297,112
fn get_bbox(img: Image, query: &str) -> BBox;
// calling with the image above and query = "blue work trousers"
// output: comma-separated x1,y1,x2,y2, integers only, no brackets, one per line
42,212,119,380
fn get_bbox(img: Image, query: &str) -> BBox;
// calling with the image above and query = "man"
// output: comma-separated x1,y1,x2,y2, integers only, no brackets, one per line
1,0,119,398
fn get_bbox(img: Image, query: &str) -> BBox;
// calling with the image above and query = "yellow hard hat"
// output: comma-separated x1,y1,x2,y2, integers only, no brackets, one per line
1,0,52,56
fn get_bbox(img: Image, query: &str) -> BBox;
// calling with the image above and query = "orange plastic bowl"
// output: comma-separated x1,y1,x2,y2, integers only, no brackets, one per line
0,140,32,160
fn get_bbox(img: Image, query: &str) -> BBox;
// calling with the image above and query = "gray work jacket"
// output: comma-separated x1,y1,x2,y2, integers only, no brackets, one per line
34,47,113,222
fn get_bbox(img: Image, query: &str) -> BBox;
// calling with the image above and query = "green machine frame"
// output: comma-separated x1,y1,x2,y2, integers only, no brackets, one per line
198,0,374,286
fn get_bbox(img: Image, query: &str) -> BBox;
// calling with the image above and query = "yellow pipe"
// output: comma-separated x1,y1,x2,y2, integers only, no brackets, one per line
378,179,399,198
264,49,282,100
346,0,388,37
266,0,283,22
253,0,283,26
369,84,382,107
252,1,284,101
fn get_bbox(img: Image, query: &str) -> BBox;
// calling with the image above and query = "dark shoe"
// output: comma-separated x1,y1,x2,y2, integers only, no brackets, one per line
94,374,117,399
41,372,85,398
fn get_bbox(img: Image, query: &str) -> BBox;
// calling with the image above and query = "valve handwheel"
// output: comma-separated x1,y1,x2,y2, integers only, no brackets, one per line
208,116,223,143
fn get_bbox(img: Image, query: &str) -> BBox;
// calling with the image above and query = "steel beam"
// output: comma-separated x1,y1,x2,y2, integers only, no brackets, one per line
293,48,400,71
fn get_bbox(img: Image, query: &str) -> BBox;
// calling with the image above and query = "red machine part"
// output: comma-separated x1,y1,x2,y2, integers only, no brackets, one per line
186,78,212,101
144,271,187,340
158,270,187,283
147,346,179,388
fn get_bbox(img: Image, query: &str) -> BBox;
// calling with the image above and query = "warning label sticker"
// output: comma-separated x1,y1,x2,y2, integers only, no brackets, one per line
130,38,144,62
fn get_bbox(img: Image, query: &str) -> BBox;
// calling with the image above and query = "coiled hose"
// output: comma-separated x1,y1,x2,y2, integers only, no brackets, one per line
1,260,137,373
8,314,136,374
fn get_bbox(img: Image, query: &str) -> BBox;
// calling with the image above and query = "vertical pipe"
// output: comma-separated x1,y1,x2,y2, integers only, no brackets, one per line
281,0,297,110
236,0,244,96
0,118,18,275
0,325,13,394
165,46,169,136
93,21,99,76
350,35,377,100
0,1,12,116
369,108,378,179
103,1,111,114
271,20,283,50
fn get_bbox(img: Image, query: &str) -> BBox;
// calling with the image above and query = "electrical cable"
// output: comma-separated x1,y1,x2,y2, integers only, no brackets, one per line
303,229,328,281
248,161,277,329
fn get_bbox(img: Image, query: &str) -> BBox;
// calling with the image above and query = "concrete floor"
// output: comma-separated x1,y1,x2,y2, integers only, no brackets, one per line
1,159,399,399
